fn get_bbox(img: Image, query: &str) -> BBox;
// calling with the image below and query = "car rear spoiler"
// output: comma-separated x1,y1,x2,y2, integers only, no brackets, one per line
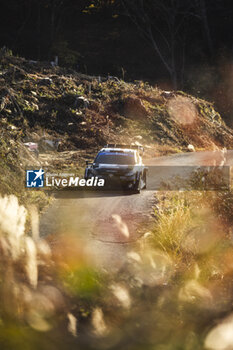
104,144,144,153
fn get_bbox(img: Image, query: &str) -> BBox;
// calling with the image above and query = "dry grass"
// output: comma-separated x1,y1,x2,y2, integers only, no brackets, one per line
151,196,192,262
0,184,233,349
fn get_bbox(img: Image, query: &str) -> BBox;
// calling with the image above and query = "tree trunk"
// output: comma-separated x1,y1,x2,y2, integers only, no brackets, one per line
50,0,55,53
199,0,213,56
37,1,41,60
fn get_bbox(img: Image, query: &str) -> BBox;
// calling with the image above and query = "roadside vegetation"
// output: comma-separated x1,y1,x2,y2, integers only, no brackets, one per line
1,51,232,155
0,169,233,350
1,51,233,349
1,51,233,203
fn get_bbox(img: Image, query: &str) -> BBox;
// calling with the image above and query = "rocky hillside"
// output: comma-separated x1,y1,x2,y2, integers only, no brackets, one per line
1,51,233,197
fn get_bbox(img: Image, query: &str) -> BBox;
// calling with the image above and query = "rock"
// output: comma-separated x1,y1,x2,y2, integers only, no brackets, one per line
161,91,174,98
187,144,195,152
74,96,90,108
39,78,52,86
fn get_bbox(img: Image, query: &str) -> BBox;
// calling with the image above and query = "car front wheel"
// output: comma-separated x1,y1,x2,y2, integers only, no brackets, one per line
133,175,142,193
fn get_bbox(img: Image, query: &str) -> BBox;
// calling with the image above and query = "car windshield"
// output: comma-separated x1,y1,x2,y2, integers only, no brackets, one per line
94,152,136,165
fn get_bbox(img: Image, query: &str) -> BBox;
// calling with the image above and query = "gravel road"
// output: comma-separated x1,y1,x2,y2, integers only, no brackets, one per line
40,150,233,270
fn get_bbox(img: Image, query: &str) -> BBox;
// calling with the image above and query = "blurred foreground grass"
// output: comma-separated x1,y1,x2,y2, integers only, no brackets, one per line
0,169,233,350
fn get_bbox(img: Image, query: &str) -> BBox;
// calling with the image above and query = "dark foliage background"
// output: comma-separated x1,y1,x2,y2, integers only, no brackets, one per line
0,0,233,124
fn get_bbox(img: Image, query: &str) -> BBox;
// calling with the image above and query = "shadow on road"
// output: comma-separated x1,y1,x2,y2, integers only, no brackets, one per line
46,189,139,199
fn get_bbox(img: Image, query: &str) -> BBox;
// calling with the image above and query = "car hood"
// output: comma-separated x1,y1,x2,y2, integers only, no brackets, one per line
92,164,139,174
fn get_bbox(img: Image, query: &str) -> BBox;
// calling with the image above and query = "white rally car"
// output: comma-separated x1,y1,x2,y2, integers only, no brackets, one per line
84,144,147,193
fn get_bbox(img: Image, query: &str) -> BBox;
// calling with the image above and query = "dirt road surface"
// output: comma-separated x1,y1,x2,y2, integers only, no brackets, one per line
40,150,233,271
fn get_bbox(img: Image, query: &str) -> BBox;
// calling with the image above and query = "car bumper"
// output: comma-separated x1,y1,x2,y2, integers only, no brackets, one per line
88,174,137,188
